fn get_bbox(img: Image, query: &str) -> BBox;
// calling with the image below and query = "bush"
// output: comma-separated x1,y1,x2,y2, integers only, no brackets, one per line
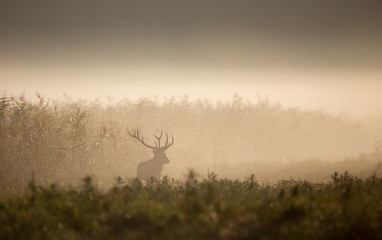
1,172,382,240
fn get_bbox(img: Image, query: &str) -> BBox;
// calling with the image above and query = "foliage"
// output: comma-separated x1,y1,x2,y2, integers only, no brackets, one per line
1,172,382,240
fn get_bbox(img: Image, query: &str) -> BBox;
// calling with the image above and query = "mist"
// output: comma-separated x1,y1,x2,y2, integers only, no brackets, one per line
3,2,382,239
0,93,381,193
2,0,382,116
1,0,382,189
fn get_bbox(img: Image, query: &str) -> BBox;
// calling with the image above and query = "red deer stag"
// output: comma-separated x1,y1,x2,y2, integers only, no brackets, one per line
127,128,174,180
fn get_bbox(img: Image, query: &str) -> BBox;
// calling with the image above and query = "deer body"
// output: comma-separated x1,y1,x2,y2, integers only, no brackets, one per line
137,151,169,180
128,129,174,181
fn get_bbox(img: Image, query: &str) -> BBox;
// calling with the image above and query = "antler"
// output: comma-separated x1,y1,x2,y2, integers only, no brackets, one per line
161,132,175,151
154,130,163,148
128,128,174,151
127,128,157,150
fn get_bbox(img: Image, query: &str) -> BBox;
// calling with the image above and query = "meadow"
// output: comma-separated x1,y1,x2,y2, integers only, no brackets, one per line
1,92,381,194
1,93,382,239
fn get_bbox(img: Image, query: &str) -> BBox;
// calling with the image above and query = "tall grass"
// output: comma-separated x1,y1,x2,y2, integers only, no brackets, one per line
0,93,381,196
0,94,134,193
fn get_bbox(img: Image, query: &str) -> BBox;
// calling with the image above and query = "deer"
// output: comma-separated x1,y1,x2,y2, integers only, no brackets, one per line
127,128,174,181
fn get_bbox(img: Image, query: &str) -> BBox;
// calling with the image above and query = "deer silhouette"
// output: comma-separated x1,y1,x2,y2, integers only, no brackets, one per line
128,128,174,180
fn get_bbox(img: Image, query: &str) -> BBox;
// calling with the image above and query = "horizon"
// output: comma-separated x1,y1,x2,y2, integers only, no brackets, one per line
2,69,382,118
1,0,382,116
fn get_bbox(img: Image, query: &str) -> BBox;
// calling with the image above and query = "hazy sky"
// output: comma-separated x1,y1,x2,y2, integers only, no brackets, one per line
1,0,382,116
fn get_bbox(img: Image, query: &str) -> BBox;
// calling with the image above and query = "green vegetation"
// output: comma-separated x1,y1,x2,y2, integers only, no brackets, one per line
1,171,382,240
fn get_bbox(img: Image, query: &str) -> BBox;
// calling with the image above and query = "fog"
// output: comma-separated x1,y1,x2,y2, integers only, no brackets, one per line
1,0,382,116
1,0,382,190
2,66,382,116
0,93,381,192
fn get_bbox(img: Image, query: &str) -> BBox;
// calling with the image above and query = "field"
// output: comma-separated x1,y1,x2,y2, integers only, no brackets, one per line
1,93,382,189
1,93,382,239
2,0,382,238
2,171,382,240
